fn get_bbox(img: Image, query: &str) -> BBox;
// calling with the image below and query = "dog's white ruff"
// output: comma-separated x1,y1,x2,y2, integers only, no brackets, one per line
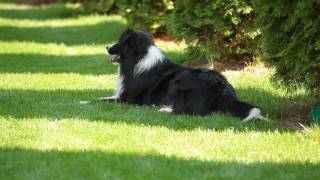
242,108,270,123
114,67,124,98
80,67,123,105
134,45,164,76
100,68,124,101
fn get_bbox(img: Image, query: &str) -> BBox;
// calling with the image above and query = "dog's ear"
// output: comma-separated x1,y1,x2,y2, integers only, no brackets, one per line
119,30,137,53
126,31,138,47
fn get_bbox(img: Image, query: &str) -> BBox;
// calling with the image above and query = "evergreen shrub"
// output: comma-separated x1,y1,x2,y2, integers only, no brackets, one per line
253,0,320,92
117,0,174,34
168,0,260,62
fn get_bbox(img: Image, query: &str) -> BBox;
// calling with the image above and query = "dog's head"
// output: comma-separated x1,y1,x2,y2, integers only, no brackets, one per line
107,29,154,64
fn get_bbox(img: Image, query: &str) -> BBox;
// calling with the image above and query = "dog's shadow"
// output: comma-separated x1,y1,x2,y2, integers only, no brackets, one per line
1,87,309,132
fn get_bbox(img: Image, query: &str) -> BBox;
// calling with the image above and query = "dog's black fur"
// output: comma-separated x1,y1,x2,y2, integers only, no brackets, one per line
84,29,263,121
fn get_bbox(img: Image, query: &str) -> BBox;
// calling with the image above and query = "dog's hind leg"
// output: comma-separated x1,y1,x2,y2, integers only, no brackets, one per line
241,108,270,123
226,100,269,123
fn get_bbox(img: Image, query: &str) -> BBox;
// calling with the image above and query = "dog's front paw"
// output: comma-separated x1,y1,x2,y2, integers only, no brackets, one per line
159,106,173,113
79,101,91,105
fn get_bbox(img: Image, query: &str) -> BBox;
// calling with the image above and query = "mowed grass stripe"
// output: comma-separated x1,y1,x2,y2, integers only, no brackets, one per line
0,15,125,28
0,41,105,55
1,118,320,163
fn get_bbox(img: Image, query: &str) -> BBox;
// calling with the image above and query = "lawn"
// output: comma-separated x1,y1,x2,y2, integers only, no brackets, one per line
0,1,319,180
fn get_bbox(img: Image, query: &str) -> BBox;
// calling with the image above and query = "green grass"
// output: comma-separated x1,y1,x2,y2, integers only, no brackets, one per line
0,1,319,179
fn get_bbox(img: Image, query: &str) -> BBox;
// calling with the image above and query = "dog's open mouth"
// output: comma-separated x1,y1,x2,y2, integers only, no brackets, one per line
111,55,121,64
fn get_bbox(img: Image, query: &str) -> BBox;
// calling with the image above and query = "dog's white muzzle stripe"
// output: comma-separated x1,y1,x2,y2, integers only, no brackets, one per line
108,43,117,50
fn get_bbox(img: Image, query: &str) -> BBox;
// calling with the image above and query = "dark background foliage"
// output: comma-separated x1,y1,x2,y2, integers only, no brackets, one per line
253,0,320,93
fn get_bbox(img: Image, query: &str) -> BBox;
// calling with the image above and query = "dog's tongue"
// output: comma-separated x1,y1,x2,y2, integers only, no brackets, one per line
111,55,120,62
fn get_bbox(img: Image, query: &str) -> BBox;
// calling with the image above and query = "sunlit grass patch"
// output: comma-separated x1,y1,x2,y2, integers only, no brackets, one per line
0,73,115,90
0,41,104,55
0,2,32,10
0,117,319,163
0,15,125,28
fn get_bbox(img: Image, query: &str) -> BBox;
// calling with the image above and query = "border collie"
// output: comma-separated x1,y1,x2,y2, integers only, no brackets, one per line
81,29,268,122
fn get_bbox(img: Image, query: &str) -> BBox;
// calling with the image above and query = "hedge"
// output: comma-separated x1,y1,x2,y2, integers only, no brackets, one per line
59,0,117,14
167,0,260,62
117,0,174,34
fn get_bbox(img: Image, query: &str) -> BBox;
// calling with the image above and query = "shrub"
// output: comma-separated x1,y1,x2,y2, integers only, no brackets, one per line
168,0,260,62
117,0,174,34
82,0,117,14
60,0,173,34
253,0,320,93
24,0,57,4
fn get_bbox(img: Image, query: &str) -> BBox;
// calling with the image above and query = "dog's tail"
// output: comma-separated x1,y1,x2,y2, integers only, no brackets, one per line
227,100,270,123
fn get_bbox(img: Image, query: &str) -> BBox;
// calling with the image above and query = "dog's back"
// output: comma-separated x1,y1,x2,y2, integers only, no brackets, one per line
161,68,235,115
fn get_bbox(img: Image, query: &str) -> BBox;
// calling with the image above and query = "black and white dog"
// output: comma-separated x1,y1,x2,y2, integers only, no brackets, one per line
81,29,268,122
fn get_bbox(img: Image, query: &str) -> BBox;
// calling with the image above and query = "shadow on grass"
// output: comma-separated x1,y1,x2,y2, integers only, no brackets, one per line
0,20,126,45
0,88,293,132
237,87,314,126
1,148,319,179
0,54,117,75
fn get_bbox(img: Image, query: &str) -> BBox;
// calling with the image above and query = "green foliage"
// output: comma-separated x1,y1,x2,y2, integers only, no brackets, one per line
82,0,117,14
117,0,174,34
168,0,259,62
60,0,173,34
253,0,320,93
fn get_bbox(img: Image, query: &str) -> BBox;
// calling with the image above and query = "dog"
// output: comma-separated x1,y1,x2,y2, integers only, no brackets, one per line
81,29,268,122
